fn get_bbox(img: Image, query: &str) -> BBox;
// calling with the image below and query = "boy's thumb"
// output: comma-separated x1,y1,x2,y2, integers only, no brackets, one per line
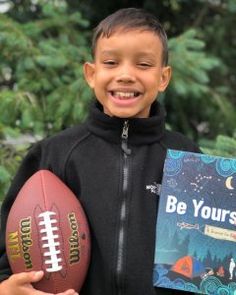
30,271,44,283
14,271,44,285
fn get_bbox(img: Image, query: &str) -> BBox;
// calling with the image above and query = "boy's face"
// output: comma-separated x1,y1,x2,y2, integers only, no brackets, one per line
84,29,171,118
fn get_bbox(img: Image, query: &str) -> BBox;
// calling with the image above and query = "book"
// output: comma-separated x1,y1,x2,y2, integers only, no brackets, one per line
153,149,236,294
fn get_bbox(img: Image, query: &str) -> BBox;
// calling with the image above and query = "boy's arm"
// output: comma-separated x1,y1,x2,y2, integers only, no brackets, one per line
0,271,79,295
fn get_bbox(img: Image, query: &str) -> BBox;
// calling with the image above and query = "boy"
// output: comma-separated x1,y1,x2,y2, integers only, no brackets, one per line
0,7,200,295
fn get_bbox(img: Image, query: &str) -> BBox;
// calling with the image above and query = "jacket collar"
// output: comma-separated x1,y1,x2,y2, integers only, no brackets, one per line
87,100,166,145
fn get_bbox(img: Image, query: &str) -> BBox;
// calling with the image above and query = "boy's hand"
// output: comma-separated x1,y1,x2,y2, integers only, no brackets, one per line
0,271,79,295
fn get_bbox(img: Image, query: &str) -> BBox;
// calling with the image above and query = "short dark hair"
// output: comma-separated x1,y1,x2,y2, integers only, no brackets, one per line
91,7,168,66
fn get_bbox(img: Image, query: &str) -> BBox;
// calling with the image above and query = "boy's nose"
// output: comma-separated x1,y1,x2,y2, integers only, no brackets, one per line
116,67,136,83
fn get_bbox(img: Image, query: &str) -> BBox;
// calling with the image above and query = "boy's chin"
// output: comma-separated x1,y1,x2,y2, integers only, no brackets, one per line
104,108,148,119
102,106,128,118
104,109,131,118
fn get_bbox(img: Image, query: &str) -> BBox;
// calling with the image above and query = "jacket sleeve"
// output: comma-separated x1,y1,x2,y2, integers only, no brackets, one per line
0,142,44,282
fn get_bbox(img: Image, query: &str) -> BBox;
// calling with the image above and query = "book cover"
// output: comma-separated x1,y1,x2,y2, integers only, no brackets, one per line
153,149,236,294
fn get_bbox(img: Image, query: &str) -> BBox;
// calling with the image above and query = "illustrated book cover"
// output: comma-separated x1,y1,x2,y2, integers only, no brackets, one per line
153,149,236,294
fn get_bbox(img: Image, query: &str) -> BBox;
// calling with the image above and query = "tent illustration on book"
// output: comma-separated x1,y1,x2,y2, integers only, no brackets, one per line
153,149,236,294
171,256,205,279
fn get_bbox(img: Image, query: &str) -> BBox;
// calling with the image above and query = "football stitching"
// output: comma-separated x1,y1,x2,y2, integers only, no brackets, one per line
40,171,48,209
38,211,62,272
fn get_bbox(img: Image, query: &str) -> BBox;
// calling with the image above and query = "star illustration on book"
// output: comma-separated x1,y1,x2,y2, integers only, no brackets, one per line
167,178,178,188
190,174,212,193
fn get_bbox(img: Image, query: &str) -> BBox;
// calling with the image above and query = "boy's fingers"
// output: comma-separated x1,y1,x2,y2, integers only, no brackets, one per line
8,272,78,295
57,290,79,295
10,271,44,285
35,288,78,295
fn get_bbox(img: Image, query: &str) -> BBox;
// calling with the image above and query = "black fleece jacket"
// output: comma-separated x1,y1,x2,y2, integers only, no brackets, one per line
0,101,200,295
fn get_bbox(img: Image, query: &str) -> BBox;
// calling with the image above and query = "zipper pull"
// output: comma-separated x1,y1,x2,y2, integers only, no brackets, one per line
121,120,131,155
121,120,129,139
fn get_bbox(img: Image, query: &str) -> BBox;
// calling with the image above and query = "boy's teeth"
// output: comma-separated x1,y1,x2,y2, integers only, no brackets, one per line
113,91,138,98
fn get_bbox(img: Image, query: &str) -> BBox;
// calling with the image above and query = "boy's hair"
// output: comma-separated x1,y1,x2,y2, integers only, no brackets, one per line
92,7,168,66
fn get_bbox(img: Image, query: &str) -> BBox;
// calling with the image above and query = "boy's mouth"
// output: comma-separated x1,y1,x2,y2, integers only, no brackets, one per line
110,91,141,99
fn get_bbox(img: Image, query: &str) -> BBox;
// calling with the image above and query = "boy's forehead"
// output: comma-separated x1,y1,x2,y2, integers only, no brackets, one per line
95,29,163,58
99,26,160,41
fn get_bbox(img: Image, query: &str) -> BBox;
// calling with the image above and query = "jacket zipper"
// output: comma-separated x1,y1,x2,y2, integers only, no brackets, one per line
116,120,131,295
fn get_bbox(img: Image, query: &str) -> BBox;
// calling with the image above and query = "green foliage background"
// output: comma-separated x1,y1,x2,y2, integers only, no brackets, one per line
0,0,235,201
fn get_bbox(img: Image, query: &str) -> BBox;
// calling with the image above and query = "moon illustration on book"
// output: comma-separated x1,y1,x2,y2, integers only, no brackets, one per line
225,176,234,190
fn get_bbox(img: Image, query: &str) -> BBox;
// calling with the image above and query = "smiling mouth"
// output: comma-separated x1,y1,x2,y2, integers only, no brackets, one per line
110,91,141,99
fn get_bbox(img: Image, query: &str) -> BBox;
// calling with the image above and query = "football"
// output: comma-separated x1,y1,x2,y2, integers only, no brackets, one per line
5,170,91,293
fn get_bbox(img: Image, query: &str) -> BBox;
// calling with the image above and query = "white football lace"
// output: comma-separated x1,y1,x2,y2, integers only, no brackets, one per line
38,211,62,272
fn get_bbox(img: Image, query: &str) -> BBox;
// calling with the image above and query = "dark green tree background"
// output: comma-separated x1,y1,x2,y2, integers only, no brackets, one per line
0,0,235,199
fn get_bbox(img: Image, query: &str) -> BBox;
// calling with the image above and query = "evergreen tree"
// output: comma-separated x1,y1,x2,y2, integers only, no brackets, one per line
0,1,91,198
204,250,213,267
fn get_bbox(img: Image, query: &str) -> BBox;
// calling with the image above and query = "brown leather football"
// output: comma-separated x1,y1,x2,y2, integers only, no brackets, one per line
6,170,90,293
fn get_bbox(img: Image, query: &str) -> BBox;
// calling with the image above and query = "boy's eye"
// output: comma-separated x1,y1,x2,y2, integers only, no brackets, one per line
103,60,117,66
138,62,152,68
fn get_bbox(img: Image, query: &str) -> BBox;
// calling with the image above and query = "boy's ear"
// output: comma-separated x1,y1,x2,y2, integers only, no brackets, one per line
83,62,95,89
158,66,172,92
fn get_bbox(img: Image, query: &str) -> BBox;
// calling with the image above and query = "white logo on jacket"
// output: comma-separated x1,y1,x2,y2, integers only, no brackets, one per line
146,182,161,196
